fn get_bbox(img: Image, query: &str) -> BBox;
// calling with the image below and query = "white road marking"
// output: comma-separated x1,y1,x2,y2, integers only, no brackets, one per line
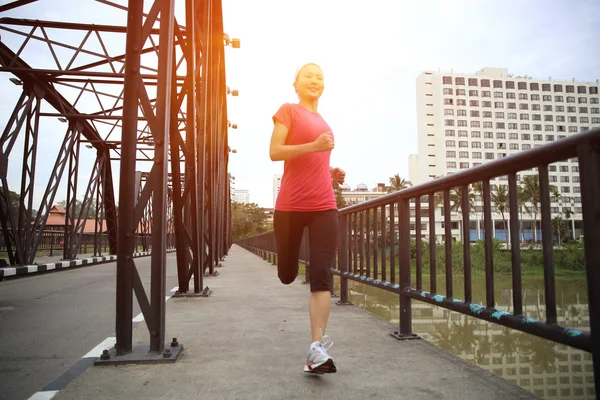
82,337,116,359
28,390,59,399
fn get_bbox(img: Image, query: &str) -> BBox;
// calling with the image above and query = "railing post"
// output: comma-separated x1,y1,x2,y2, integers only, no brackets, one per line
337,213,352,306
577,142,600,393
393,197,416,340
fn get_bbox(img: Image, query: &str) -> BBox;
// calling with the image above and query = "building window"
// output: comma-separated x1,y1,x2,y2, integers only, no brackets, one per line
531,104,540,111
482,101,492,108
518,93,528,100
472,152,482,159
497,132,506,139
457,109,467,116
495,112,505,119
481,79,490,87
483,121,493,128
459,152,469,159
557,125,566,132
510,143,519,150
456,77,465,85
508,123,518,129
580,117,589,123
532,114,541,121
517,82,527,90
496,122,505,129
447,151,456,158
546,135,555,141
592,108,600,114
483,111,492,118
519,103,529,110
553,84,563,92
522,144,531,150
468,78,478,86
444,109,454,115
458,130,468,137
569,126,578,133
457,99,466,106
459,141,468,148
592,117,600,124
577,86,587,94
566,85,574,93
446,140,456,147
561,187,570,193
445,129,455,136
521,124,530,130
497,143,506,149
443,76,452,84
469,90,478,96
470,100,479,107
506,92,516,99
579,97,588,104
459,162,469,169
471,121,480,128
567,96,576,103
560,176,570,183
534,134,542,141
507,102,516,109
484,131,494,139
493,80,503,88
471,142,481,148
471,131,481,138
520,113,529,120
545,115,553,121
556,115,565,122
568,107,576,114
485,153,494,160
530,83,539,91
445,119,455,126
556,105,564,112
456,89,466,96
591,87,599,95
505,81,515,89
470,110,480,117
494,91,503,98
544,105,553,112
444,98,454,105
509,133,518,140
542,95,551,102
559,166,569,172
531,94,540,101
494,102,504,109
555,95,564,102
485,142,494,149
542,83,551,92
580,107,588,114
507,112,517,119
443,88,453,95
446,161,456,168
592,98,600,104
482,90,491,98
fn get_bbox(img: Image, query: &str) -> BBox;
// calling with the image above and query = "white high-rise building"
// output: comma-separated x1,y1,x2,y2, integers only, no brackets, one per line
273,174,282,207
410,67,600,241
232,189,250,204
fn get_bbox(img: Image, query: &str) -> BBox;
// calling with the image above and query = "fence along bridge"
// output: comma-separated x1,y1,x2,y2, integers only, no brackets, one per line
0,0,598,397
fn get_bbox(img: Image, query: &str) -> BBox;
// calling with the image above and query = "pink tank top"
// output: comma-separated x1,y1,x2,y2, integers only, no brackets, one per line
273,103,337,212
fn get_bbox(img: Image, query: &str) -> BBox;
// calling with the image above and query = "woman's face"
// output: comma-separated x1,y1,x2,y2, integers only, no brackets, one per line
294,64,324,101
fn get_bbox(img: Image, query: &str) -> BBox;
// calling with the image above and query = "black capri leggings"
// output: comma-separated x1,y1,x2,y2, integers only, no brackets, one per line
273,209,338,292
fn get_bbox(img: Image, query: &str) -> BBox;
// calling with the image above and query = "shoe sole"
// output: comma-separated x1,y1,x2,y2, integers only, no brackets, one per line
304,358,337,374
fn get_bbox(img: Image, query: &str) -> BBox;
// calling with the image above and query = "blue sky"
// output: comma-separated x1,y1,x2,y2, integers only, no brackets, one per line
1,0,599,210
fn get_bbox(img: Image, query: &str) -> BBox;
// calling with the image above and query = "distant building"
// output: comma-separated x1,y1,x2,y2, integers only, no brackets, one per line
233,189,250,204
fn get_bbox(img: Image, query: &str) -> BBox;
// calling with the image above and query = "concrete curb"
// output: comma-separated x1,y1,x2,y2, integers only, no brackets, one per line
0,248,177,280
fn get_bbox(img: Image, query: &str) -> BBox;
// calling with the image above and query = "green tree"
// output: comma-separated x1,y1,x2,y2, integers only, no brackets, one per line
387,174,411,193
449,186,475,243
232,202,268,241
517,185,530,243
552,216,568,245
472,182,484,240
491,185,509,249
333,181,347,209
522,175,540,245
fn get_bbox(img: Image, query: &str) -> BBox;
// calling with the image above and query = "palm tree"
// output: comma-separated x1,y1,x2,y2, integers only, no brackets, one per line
550,185,562,246
449,186,476,243
517,185,531,243
387,174,411,193
521,175,540,245
491,185,510,248
472,182,484,240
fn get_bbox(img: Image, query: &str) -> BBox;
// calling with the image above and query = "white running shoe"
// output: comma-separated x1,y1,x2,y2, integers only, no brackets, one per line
304,334,337,374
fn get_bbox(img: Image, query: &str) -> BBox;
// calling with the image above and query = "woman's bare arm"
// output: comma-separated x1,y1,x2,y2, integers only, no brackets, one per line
269,122,316,161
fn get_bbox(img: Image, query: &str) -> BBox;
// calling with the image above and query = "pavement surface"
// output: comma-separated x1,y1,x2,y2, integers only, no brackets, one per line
0,253,183,400
46,245,537,400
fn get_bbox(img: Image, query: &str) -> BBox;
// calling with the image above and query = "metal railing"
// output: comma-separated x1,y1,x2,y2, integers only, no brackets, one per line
237,127,600,391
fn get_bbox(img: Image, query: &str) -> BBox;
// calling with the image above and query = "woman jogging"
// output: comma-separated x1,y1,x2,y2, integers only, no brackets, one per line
269,63,345,374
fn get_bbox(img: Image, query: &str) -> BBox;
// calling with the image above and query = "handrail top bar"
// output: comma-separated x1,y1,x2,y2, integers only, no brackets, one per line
340,128,600,215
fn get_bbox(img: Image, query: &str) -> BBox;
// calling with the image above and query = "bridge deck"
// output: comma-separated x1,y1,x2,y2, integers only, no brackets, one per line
54,245,535,400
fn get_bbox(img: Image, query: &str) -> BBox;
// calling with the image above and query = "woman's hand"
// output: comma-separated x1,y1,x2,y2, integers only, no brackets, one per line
331,167,345,184
312,132,334,152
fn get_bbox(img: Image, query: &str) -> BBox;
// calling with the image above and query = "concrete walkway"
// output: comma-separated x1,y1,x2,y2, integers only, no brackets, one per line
53,245,536,400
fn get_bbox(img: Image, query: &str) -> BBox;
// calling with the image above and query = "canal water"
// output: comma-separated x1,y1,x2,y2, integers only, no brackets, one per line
336,275,593,400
